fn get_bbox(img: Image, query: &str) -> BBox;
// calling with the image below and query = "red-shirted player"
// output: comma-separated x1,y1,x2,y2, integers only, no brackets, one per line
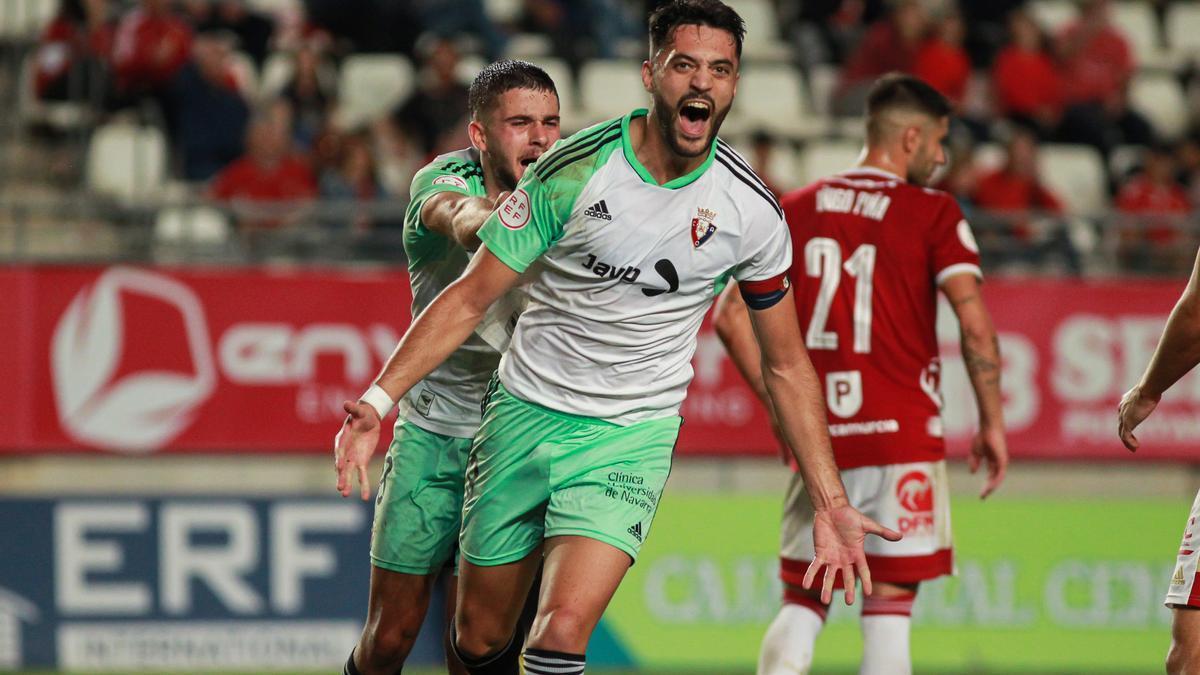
716,74,1008,674
1118,248,1200,675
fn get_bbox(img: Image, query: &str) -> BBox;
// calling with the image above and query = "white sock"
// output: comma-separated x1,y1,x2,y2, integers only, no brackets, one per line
757,603,825,675
859,614,912,675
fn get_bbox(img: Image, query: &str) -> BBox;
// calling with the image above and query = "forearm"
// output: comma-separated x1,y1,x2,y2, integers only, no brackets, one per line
718,322,770,405
1140,292,1200,399
961,326,1004,429
374,280,488,400
762,359,847,510
446,197,495,249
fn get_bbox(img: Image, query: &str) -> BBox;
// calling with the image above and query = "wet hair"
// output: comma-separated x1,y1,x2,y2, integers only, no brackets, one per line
648,0,745,60
467,59,558,121
865,72,953,141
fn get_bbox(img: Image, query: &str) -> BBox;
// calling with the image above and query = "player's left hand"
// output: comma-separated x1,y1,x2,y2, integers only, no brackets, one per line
334,400,382,501
969,425,1008,499
1118,385,1159,452
804,505,902,606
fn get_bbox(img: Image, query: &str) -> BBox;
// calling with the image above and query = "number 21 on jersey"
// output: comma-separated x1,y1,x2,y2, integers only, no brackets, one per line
804,237,876,353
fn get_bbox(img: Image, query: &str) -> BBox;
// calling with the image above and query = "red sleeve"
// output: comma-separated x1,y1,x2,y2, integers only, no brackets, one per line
928,195,982,284
1034,182,1064,213
209,163,239,200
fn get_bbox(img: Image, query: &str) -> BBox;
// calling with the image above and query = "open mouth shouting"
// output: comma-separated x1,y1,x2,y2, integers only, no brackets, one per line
677,97,713,141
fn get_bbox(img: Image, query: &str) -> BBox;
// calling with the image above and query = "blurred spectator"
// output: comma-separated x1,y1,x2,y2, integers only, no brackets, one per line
281,42,336,152
991,10,1062,138
782,0,886,67
520,0,638,65
1177,133,1200,206
914,11,970,108
33,0,114,103
392,36,469,157
935,139,981,207
319,132,385,231
187,0,275,66
415,0,506,61
971,129,1078,271
959,0,1025,66
170,30,250,181
1115,144,1193,271
1054,0,1153,153
834,0,927,116
748,129,783,197
111,0,192,102
210,103,317,229
306,0,420,56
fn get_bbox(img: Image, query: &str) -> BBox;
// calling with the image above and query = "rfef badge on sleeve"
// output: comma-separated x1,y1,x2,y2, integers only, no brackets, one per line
691,207,717,248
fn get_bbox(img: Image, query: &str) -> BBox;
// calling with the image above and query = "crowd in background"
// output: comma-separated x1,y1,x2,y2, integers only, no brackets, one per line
18,0,1200,271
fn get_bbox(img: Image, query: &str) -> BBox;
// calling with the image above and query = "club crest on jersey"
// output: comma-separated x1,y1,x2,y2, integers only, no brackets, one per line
691,207,717,248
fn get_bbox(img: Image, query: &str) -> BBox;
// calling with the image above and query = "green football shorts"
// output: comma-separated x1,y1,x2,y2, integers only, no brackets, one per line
370,421,472,575
459,380,681,566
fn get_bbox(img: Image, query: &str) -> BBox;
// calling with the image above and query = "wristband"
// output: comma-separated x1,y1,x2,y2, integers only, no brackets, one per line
359,384,396,420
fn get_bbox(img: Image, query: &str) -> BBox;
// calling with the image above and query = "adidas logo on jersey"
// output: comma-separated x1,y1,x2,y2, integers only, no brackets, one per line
584,200,612,221
627,522,643,542
1173,565,1187,586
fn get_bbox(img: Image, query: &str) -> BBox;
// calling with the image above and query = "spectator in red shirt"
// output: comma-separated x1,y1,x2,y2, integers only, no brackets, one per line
914,11,970,108
111,0,192,103
210,102,317,230
34,0,114,103
1115,145,1192,271
834,0,927,116
992,9,1062,138
1054,0,1153,154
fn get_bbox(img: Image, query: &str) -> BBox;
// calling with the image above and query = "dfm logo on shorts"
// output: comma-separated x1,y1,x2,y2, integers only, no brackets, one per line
895,470,934,536
581,254,679,296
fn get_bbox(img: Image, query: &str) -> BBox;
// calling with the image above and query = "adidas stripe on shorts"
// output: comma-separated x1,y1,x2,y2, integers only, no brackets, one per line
1165,489,1200,608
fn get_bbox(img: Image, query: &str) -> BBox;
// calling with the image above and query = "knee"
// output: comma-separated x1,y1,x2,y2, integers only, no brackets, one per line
528,605,593,653
361,619,421,670
455,602,515,658
1166,641,1199,675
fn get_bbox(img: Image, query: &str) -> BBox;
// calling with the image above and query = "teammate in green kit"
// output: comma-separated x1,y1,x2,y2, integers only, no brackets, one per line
336,3,900,674
335,60,561,675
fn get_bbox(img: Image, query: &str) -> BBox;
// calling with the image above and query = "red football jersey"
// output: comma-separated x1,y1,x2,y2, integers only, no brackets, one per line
782,167,981,469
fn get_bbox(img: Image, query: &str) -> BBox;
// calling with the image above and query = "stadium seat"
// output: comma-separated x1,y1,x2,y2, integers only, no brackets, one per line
456,53,487,85
578,59,647,124
245,0,299,16
505,32,553,59
526,57,575,113
1112,1,1171,69
796,140,863,184
1166,2,1200,58
731,65,820,137
725,0,790,61
1129,72,1188,140
259,51,293,99
154,206,231,244
806,63,838,119
86,123,168,203
336,54,414,129
1036,144,1108,216
972,142,1006,174
1028,0,1078,33
0,0,58,40
483,0,522,24
727,137,800,192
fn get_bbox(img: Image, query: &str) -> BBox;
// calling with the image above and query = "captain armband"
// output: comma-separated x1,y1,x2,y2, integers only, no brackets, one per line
739,273,791,310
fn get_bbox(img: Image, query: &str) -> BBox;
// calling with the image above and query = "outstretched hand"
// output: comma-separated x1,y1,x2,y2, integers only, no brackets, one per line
803,504,902,606
1118,386,1159,452
334,400,382,500
969,425,1008,499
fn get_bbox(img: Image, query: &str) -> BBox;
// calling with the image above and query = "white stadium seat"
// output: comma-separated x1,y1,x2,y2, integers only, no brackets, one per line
1129,72,1188,140
732,65,815,137
1166,3,1200,57
728,138,800,192
484,0,522,24
259,51,294,98
155,206,231,245
86,123,168,203
0,0,58,40
578,59,647,125
505,32,552,59
336,54,414,129
1037,144,1108,216
796,140,863,185
1028,0,1078,33
1112,1,1170,68
806,63,839,118
725,0,789,61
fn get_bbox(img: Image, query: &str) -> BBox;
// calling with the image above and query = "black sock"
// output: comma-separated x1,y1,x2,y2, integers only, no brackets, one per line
523,648,585,675
343,649,363,675
450,622,521,675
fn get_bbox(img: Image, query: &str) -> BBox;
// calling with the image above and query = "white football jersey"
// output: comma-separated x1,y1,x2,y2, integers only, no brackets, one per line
477,110,791,424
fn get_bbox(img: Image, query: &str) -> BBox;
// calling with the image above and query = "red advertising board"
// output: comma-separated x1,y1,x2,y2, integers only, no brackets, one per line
0,265,1194,460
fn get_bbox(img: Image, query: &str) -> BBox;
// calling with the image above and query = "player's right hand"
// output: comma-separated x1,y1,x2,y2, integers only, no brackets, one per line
334,400,381,501
804,505,902,606
1118,385,1159,452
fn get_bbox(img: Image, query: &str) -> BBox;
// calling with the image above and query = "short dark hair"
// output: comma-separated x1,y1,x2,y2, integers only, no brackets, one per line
865,73,952,139
468,59,558,120
648,0,745,60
